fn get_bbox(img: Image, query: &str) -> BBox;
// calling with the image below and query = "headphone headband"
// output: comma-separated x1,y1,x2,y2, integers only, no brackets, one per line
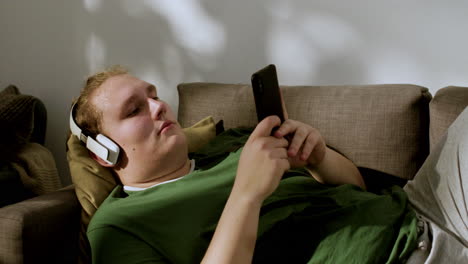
69,103,120,165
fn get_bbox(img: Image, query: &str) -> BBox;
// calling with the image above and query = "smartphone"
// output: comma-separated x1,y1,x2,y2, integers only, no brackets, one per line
251,64,287,124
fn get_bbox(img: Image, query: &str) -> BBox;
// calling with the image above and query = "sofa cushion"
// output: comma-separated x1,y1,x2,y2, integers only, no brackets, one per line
178,83,432,180
429,86,468,151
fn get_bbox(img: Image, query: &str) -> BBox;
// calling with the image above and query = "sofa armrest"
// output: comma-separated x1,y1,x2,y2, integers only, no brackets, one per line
0,185,80,264
429,86,468,150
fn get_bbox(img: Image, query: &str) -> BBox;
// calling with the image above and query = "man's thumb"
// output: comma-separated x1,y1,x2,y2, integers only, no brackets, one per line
250,115,281,139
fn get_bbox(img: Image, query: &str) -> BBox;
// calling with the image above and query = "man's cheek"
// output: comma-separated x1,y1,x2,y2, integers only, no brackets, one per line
123,121,153,141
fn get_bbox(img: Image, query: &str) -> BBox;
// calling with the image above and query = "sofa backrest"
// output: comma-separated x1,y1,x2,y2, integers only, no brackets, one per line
429,86,468,151
178,83,432,180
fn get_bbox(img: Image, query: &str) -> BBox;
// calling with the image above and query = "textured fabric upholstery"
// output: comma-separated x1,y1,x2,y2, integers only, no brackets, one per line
178,83,432,180
0,185,80,264
429,86,468,150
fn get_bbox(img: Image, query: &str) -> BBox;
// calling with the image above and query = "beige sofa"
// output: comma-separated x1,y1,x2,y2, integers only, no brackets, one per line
1,83,467,263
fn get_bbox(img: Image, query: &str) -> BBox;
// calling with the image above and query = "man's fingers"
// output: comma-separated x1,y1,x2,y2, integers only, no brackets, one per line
270,147,289,159
250,115,282,140
273,123,288,138
273,119,296,138
287,127,308,156
252,136,288,152
300,134,317,160
281,158,291,172
271,137,289,149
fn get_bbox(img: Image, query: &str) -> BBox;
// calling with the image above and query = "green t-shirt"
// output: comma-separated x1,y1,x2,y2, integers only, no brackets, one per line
87,128,418,264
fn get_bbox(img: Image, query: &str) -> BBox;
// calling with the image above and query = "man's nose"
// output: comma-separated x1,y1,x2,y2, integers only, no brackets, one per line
148,98,164,120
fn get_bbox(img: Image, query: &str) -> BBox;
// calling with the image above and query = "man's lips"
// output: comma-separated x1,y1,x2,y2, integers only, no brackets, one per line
158,121,174,135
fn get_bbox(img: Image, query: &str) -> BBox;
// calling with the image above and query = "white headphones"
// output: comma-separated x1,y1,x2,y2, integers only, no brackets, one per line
69,103,120,165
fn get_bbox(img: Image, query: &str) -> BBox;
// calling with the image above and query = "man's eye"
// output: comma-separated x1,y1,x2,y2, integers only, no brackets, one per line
152,96,159,101
128,107,140,117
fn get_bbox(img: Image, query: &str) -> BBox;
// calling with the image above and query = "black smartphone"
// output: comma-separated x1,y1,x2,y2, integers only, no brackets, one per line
251,64,287,124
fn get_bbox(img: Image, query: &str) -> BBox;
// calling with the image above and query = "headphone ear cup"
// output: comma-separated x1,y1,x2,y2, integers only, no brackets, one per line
96,134,120,153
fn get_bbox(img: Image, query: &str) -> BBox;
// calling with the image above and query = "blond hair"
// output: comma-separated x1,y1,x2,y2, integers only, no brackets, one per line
74,65,128,136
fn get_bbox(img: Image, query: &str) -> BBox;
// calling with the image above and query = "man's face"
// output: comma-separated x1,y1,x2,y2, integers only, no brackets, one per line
91,74,187,183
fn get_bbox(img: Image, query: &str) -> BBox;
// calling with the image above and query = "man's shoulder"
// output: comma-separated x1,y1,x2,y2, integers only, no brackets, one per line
87,186,132,230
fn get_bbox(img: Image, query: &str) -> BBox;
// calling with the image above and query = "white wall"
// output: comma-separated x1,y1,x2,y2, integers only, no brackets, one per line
1,0,468,185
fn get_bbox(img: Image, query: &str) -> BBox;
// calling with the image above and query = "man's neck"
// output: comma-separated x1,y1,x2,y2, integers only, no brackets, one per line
118,158,192,188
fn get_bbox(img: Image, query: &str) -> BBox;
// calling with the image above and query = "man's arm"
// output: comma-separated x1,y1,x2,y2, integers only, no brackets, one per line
306,146,366,189
202,117,365,263
201,192,262,264
202,116,290,264
273,119,366,190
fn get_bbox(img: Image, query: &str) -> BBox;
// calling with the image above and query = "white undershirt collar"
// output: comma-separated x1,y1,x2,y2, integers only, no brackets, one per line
123,159,195,192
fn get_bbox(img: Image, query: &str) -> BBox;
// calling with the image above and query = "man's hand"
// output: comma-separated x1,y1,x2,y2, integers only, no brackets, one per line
272,119,327,169
234,116,291,202
202,116,291,264
202,117,364,264
272,118,365,189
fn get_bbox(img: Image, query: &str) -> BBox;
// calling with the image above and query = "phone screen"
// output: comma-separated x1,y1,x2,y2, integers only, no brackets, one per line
251,64,287,123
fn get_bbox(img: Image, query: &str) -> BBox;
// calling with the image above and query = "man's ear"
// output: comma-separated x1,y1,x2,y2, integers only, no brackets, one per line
89,151,115,168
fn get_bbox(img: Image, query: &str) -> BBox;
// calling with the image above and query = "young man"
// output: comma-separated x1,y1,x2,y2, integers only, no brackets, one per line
73,66,466,263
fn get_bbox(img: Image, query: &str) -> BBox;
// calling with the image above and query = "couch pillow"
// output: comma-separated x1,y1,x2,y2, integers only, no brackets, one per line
67,116,217,225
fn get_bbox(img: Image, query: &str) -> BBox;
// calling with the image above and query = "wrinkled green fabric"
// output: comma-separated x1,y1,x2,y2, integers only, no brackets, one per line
88,128,418,263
